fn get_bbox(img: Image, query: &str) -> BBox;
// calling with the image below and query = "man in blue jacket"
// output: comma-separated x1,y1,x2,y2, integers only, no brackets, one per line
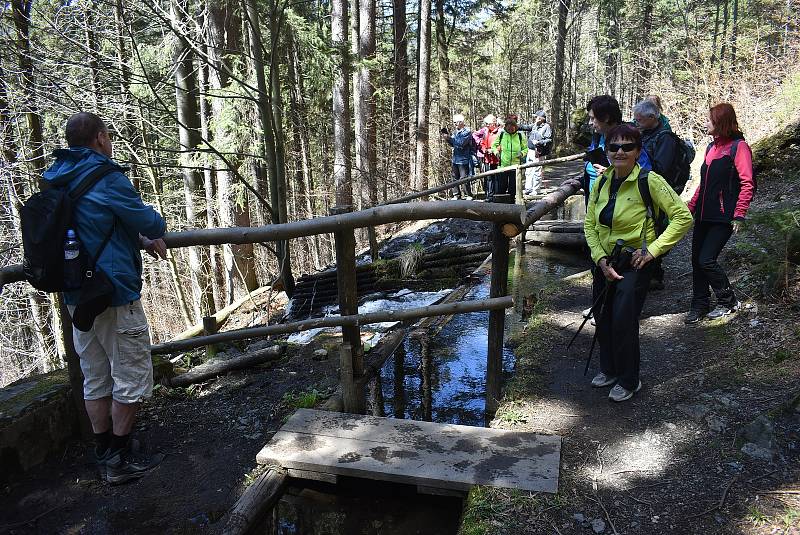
440,114,475,199
44,112,167,484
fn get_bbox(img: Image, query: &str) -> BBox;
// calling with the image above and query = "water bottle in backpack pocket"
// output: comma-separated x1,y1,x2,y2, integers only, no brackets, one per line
63,229,84,291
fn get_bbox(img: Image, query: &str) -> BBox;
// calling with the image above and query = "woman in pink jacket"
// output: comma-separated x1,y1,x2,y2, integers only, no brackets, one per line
685,103,755,323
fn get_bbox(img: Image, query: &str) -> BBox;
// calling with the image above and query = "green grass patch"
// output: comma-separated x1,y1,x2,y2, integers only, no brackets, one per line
282,387,322,409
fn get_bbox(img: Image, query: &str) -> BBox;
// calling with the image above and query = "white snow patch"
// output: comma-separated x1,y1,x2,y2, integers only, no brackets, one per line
286,289,451,345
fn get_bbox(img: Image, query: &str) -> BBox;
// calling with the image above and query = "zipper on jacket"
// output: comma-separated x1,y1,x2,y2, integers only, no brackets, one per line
719,190,725,213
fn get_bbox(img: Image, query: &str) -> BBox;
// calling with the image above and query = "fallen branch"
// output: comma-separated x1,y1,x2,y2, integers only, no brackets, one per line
588,493,619,535
687,476,738,519
169,287,274,342
168,345,284,387
221,468,288,535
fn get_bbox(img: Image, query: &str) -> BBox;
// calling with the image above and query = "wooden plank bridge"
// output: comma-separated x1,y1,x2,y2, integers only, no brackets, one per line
256,409,561,495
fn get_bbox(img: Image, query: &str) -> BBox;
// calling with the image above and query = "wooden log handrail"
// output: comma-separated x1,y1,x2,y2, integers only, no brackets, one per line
150,295,513,355
0,180,583,293
383,151,585,205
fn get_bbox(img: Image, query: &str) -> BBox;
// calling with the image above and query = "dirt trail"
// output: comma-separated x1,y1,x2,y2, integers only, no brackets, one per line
488,230,800,533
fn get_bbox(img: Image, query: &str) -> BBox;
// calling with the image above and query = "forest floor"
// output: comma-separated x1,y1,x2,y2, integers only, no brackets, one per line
1,150,799,534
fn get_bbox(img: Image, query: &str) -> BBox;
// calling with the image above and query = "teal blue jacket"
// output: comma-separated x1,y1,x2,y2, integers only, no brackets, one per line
43,147,166,306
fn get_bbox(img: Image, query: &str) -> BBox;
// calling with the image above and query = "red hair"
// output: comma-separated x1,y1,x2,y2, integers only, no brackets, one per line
709,103,741,138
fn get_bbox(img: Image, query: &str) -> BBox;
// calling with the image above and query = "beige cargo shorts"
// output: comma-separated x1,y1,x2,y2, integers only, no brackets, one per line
69,300,154,404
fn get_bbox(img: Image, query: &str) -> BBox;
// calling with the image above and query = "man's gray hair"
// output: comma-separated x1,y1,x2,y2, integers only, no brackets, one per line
633,100,660,119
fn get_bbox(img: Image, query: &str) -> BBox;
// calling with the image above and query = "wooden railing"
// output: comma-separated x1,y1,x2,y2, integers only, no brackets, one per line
0,173,583,414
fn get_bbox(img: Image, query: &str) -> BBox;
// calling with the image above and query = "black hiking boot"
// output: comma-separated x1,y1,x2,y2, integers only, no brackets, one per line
105,445,164,485
684,308,709,324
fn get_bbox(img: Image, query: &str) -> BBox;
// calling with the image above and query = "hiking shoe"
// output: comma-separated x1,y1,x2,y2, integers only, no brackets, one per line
609,381,642,402
582,307,592,319
106,448,164,485
591,372,617,387
707,301,741,320
684,308,708,324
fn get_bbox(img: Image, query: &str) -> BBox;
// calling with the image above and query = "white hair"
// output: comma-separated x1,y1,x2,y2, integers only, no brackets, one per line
452,114,465,123
633,100,660,119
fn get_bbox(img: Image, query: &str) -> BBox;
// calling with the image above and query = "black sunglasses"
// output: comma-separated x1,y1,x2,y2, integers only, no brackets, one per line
607,142,638,153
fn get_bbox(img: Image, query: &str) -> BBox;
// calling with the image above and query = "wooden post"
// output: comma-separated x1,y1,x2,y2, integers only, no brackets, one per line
512,238,525,317
202,316,218,359
515,166,524,205
339,343,360,413
332,205,365,413
58,297,92,439
486,195,511,413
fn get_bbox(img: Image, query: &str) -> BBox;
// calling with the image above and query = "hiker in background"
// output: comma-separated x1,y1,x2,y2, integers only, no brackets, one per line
685,103,754,324
523,110,553,195
584,124,692,402
645,95,672,131
634,98,682,291
440,114,475,199
489,114,527,200
473,114,500,172
582,95,652,205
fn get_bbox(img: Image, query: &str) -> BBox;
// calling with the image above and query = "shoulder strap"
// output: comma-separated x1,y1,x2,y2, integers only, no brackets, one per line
499,131,505,145
730,138,740,161
69,164,117,201
593,173,610,203
637,170,654,220
705,142,714,156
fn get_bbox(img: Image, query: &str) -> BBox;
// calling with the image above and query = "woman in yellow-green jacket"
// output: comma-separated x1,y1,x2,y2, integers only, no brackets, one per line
584,124,692,402
488,115,527,200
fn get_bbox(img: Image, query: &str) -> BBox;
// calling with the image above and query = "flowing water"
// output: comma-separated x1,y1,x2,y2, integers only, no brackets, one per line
263,244,586,535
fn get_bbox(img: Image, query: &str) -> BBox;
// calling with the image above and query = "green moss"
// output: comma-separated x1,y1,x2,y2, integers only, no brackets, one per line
0,368,70,414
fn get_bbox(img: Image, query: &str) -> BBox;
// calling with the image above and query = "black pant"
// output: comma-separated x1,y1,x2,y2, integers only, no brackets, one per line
592,263,652,391
451,163,473,197
691,221,735,310
488,169,515,200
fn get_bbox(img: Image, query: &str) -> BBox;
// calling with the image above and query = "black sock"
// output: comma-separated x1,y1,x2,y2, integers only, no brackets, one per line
94,430,111,454
109,433,130,453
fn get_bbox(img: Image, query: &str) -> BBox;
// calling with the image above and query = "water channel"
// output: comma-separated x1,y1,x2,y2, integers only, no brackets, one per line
261,244,587,535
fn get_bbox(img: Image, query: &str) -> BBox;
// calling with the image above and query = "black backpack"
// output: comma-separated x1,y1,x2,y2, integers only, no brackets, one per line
644,130,695,194
21,164,116,292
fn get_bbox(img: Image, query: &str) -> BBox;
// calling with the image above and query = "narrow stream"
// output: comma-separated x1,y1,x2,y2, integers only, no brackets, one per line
263,244,586,535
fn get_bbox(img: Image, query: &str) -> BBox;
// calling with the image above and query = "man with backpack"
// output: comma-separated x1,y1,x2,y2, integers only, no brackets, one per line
42,112,167,483
440,114,476,199
634,99,695,290
523,110,553,195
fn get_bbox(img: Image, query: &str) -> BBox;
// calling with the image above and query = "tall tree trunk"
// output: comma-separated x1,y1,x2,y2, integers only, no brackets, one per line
332,0,353,207
12,0,58,368
414,0,432,193
435,0,450,188
392,0,410,192
731,0,738,73
287,27,322,270
351,0,362,208
84,5,101,106
197,43,225,311
207,0,258,302
550,0,570,149
357,0,378,257
268,3,296,296
114,0,137,186
172,0,215,321
719,0,729,73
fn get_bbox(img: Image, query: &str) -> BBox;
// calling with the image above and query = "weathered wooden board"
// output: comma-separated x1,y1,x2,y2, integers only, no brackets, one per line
257,409,561,493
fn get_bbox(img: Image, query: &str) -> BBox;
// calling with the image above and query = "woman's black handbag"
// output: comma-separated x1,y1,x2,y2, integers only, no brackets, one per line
72,220,116,332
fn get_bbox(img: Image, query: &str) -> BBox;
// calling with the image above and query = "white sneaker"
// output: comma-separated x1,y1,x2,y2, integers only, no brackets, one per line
591,372,617,387
465,196,473,201
582,307,592,318
609,381,642,402
707,301,741,320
